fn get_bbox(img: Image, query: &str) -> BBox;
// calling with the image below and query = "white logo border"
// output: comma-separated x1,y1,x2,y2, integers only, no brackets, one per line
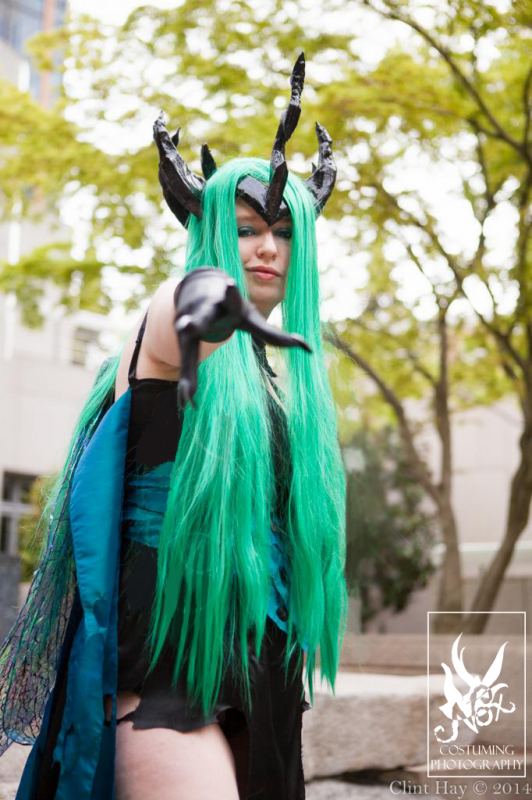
427,611,526,779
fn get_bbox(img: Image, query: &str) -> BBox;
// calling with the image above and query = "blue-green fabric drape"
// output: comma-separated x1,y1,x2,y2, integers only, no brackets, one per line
16,388,131,800
13,371,298,798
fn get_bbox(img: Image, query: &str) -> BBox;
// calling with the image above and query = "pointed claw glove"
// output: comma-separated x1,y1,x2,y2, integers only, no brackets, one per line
174,267,312,408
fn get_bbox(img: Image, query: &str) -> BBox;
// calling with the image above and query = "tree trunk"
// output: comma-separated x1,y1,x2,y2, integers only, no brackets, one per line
433,311,463,632
464,420,532,633
433,495,463,632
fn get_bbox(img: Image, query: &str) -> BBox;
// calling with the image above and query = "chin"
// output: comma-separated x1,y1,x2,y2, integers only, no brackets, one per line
252,296,282,317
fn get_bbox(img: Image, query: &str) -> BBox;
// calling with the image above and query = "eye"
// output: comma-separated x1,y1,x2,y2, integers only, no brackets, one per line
237,226,256,238
275,228,292,240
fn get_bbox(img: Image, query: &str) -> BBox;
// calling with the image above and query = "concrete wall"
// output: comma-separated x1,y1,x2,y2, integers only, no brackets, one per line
0,320,105,476
359,571,532,636
348,394,532,636
340,633,530,748
0,8,130,647
0,292,118,638
411,396,532,548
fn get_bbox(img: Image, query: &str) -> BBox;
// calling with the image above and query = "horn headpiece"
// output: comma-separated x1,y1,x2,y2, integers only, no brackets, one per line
153,53,336,227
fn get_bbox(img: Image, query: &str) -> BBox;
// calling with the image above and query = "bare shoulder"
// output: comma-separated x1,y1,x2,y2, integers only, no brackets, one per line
114,273,235,402
113,278,181,402
140,276,182,375
143,273,235,371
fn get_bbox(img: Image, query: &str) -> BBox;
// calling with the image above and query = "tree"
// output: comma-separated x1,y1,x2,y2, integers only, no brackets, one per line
18,475,54,582
325,0,532,632
1,0,530,631
343,426,437,630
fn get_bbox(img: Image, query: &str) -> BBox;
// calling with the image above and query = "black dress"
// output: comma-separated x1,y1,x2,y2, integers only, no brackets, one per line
115,313,309,799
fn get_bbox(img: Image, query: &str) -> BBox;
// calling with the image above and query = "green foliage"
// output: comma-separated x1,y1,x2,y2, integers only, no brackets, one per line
0,242,128,325
17,475,55,583
2,0,530,344
2,0,530,624
343,425,437,628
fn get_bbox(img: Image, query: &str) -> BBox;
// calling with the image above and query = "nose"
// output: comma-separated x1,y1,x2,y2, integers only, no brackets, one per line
256,231,278,261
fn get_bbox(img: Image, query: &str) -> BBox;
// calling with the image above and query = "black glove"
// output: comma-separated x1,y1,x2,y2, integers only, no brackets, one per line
174,267,312,407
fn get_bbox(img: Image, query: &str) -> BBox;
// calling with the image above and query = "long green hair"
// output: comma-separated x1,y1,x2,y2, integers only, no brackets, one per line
145,158,348,715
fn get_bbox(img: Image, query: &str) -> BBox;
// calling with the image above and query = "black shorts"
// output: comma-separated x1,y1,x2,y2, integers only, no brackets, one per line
117,537,309,800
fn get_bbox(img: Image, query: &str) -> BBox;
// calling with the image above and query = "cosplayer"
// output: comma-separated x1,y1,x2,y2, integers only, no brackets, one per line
0,53,347,799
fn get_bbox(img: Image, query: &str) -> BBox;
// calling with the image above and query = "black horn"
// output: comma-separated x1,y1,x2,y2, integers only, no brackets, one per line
201,143,217,179
153,112,205,224
155,53,337,229
304,122,337,216
264,52,305,223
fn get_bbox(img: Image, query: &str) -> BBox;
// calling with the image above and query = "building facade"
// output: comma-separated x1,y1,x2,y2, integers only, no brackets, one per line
0,0,117,640
359,397,532,636
0,0,66,101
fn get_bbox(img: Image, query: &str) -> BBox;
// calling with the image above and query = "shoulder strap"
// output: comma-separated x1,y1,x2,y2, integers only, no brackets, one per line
128,312,149,385
251,336,277,378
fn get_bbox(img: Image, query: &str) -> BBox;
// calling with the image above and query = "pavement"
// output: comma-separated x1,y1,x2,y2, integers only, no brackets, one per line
306,780,394,799
0,744,26,800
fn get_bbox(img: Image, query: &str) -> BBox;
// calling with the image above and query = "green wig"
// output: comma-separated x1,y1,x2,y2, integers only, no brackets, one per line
145,157,348,715
0,158,347,753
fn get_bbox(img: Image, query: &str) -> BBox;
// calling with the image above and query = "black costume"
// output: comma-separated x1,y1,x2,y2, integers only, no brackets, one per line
2,52,341,800
115,312,309,798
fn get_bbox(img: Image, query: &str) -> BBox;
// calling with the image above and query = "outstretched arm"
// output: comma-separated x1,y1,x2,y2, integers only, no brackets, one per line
140,275,233,377
142,268,311,408
173,268,311,407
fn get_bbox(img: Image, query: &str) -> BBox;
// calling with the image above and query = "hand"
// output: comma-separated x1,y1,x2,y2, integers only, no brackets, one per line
174,267,312,407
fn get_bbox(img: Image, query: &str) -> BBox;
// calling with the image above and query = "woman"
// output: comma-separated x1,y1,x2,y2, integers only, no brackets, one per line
0,54,347,799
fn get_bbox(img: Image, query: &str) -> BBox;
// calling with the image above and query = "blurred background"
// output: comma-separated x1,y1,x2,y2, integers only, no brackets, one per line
0,0,530,796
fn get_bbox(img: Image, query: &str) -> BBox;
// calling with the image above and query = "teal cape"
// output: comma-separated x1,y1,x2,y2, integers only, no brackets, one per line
16,387,131,799
12,380,296,798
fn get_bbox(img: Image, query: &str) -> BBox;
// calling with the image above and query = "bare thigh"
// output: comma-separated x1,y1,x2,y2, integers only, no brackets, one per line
114,691,240,800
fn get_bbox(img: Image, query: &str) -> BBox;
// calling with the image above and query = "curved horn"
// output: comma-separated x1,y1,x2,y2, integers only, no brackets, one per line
153,111,205,225
265,52,305,222
201,143,217,179
305,122,337,216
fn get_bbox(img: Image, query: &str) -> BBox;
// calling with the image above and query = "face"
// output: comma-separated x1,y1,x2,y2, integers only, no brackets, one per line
235,198,292,319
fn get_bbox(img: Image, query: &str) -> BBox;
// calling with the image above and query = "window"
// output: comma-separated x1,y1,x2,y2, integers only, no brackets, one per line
0,516,11,553
0,471,37,556
2,471,34,503
71,326,101,368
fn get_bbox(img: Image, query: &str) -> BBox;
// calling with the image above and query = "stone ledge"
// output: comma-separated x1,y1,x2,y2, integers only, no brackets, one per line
302,673,475,781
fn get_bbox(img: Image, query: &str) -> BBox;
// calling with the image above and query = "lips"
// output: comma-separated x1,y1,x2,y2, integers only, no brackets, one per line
246,266,281,279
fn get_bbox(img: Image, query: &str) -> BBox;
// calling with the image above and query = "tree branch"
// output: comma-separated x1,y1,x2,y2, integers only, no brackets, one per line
361,0,531,164
435,309,452,495
371,177,528,374
326,324,440,504
470,120,497,209
348,315,438,386
523,63,532,147
515,167,532,344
